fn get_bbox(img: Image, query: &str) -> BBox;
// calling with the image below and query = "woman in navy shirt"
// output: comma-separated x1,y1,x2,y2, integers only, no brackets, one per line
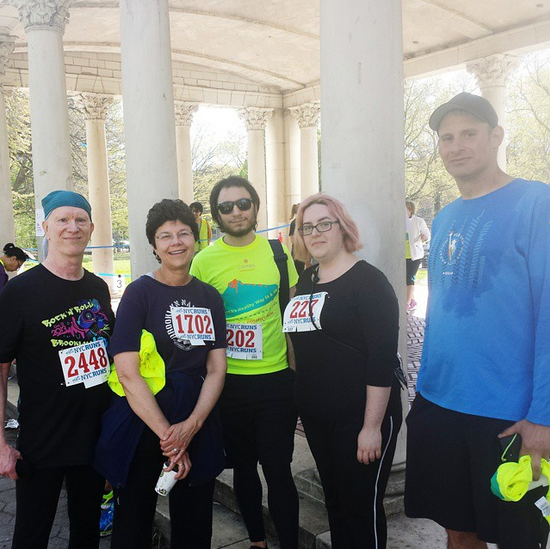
95,200,227,549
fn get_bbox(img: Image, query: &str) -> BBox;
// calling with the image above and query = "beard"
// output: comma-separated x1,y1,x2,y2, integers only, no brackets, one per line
218,211,257,238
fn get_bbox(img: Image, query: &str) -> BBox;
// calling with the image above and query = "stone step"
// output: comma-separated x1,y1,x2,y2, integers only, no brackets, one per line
153,433,406,549
214,473,330,549
155,498,279,549
293,460,405,519
154,433,331,549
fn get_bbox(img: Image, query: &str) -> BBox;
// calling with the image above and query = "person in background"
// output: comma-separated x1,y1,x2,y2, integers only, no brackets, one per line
285,192,402,549
0,243,29,291
405,201,430,312
288,203,305,275
190,201,212,255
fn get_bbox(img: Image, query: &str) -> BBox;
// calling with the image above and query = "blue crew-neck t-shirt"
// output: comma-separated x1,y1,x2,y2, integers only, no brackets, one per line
417,179,550,426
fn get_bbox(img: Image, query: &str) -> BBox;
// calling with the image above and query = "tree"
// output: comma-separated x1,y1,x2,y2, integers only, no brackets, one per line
403,71,477,222
6,90,35,249
507,51,550,185
191,121,246,225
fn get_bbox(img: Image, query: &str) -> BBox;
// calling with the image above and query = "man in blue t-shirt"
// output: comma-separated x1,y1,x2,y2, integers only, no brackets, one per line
405,92,550,549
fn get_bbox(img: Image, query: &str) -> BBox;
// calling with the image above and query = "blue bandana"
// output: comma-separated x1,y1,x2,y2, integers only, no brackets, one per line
42,190,92,220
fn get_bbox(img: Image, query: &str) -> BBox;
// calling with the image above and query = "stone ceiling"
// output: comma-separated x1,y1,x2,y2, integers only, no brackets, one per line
0,0,549,104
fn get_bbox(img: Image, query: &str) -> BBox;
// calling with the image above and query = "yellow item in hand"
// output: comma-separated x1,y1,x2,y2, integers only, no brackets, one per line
491,455,550,525
108,329,166,397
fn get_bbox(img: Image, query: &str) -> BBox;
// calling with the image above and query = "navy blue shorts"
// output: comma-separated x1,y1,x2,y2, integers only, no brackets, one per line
405,394,549,548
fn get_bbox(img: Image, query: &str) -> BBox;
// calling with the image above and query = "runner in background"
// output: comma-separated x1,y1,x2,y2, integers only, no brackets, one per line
190,201,212,255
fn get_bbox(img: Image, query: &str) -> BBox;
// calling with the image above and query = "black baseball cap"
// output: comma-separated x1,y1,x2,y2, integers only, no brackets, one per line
429,92,498,132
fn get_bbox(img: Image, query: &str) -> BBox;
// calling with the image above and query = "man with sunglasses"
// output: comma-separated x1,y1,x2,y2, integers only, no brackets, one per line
190,176,299,549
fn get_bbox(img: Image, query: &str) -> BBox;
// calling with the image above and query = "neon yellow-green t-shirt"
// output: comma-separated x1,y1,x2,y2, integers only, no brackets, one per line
195,219,211,253
190,235,298,375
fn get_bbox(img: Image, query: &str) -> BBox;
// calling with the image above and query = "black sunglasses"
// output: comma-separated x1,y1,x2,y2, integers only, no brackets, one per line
217,198,254,215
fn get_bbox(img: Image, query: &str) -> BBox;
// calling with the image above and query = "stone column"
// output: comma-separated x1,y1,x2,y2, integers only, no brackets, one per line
239,107,273,232
10,0,73,260
320,0,408,503
120,0,179,278
174,102,198,204
0,36,15,245
76,93,115,291
289,102,320,200
265,109,285,239
467,54,519,170
284,109,301,219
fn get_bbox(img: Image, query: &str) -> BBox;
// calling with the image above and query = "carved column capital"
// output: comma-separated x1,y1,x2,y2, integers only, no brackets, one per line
0,36,15,78
0,85,14,99
174,102,199,127
74,93,114,121
467,54,520,88
9,0,71,32
238,107,273,131
289,102,321,129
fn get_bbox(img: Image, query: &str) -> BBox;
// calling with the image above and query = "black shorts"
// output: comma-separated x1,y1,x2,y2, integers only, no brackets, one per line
405,394,550,548
406,258,422,286
219,368,298,468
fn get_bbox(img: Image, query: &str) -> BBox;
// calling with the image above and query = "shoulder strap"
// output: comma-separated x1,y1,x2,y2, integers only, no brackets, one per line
269,239,289,320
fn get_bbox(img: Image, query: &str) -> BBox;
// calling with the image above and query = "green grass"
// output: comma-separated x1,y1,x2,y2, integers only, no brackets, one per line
82,252,132,279
22,252,133,280
415,268,428,283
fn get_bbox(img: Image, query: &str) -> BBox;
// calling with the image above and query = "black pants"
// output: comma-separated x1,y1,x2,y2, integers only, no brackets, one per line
406,258,422,286
220,370,299,549
301,411,401,549
111,425,215,549
13,463,104,549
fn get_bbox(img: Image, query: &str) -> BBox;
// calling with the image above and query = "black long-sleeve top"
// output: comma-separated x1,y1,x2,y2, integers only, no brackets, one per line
288,260,401,422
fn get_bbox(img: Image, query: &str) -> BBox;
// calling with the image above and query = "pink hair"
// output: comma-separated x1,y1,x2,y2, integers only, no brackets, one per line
294,192,363,262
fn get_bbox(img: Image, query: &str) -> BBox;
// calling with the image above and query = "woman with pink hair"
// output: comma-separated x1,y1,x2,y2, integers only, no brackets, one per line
283,192,402,549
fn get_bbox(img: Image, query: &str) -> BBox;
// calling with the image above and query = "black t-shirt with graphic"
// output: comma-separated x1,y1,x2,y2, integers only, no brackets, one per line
109,275,227,377
0,265,114,468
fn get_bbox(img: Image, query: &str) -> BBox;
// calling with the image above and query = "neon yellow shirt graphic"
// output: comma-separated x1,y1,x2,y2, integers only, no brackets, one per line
190,235,298,375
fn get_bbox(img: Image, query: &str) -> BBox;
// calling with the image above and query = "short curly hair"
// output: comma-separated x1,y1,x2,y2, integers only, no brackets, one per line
145,199,199,246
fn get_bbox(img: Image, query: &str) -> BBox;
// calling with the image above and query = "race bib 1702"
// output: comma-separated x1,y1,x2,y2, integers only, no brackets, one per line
58,339,109,389
283,292,328,332
226,323,262,360
170,307,216,346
